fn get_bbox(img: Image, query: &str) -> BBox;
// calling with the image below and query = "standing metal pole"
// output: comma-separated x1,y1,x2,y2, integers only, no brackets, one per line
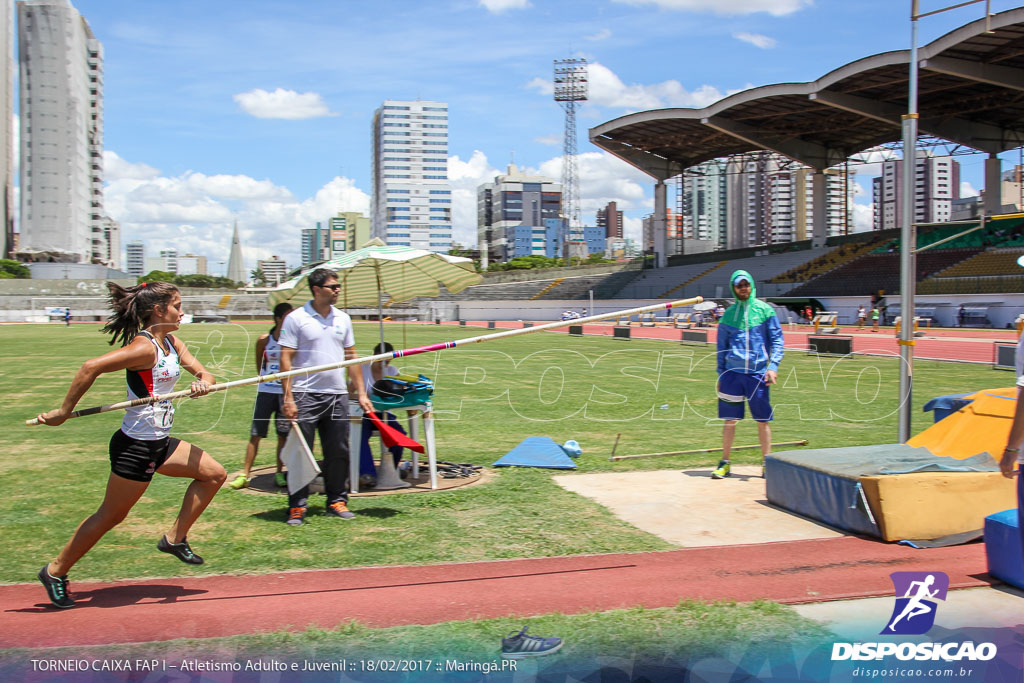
898,0,920,443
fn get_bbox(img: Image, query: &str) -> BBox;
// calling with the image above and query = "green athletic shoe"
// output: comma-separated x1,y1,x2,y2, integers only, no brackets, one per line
711,459,731,479
275,472,287,488
227,475,249,490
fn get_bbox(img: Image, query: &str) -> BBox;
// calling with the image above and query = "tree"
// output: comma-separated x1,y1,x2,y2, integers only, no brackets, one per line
0,259,30,278
138,270,176,284
177,273,215,289
250,268,268,287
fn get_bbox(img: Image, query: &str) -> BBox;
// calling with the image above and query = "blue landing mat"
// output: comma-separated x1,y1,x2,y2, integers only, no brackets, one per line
493,437,577,469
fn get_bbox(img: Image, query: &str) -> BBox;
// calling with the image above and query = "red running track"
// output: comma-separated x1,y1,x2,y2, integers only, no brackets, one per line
457,322,1010,364
0,536,990,648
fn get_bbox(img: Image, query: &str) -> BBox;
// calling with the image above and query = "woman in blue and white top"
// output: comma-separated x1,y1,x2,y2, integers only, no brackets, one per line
229,302,293,490
34,281,226,609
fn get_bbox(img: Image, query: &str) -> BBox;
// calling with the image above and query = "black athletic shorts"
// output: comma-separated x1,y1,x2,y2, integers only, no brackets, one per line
250,392,291,438
109,429,181,482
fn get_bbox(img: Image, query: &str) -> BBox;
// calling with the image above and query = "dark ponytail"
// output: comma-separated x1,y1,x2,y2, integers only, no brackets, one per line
101,281,180,346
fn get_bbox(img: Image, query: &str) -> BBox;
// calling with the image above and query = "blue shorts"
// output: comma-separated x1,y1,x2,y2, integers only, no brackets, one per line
717,371,773,422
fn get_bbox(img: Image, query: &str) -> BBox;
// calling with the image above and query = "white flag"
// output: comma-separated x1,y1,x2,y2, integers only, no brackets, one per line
280,425,320,494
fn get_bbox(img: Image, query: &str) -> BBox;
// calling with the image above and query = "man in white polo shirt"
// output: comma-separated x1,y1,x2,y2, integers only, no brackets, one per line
279,268,374,526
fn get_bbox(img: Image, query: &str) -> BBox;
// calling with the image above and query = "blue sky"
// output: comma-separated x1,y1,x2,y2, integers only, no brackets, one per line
22,0,1023,274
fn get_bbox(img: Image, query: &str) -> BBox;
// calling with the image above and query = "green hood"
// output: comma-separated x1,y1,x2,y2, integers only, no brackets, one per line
720,269,773,329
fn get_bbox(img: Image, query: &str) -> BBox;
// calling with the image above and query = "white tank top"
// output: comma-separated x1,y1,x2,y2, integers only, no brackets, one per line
258,332,284,394
121,332,181,440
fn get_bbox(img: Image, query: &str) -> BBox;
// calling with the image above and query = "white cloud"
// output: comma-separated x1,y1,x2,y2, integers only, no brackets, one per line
448,151,502,248
586,62,730,109
535,151,652,216
529,62,734,111
853,203,874,232
733,32,777,49
444,149,654,248
528,63,729,111
960,181,979,198
103,151,370,274
104,151,161,181
233,88,336,120
526,77,554,97
612,0,812,16
479,0,531,13
586,28,613,41
623,215,643,242
534,135,561,146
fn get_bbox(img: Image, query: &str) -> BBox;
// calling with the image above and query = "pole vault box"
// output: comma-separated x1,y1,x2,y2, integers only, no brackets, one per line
766,444,1015,542
808,336,852,355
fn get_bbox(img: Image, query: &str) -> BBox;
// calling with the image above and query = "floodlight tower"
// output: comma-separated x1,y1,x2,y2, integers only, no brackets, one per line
554,57,588,261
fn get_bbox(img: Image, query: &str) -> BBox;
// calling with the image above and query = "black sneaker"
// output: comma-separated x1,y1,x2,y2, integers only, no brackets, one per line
501,626,563,659
38,564,75,609
157,535,204,565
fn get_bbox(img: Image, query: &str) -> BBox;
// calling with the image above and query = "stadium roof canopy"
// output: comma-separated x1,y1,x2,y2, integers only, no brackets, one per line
589,8,1024,179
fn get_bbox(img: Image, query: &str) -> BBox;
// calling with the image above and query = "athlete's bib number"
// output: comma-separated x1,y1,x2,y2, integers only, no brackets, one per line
155,400,173,428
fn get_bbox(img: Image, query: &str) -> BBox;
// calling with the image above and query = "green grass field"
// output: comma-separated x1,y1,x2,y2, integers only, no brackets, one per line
0,321,1006,664
0,321,1003,584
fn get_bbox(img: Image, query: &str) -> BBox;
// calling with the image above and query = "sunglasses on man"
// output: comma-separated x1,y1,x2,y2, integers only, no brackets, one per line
317,283,342,291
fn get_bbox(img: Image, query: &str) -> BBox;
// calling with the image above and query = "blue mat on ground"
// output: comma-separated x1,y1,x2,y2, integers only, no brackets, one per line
985,509,1024,590
493,437,577,469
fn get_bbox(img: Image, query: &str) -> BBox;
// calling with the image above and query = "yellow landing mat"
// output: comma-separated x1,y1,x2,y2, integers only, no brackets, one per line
906,387,1016,459
859,471,1017,542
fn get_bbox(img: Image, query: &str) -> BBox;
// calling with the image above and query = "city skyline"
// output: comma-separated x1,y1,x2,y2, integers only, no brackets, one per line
6,0,1023,275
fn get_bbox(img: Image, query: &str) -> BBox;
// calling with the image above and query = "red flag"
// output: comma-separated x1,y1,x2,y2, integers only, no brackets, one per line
366,411,424,453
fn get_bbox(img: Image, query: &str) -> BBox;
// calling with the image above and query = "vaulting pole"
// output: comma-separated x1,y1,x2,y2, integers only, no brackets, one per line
26,296,703,425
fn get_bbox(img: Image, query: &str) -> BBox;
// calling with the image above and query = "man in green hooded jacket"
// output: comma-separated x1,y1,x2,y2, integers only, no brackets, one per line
712,269,785,479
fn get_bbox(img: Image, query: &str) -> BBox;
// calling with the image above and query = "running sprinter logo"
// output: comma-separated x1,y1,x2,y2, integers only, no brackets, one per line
881,571,949,635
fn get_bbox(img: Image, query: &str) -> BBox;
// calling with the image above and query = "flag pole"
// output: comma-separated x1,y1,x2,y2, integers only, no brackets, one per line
26,296,702,425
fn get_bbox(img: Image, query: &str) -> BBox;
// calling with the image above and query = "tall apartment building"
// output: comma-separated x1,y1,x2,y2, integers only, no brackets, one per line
17,0,105,264
872,153,960,230
680,166,728,250
257,256,287,285
596,201,623,239
477,163,562,265
176,253,207,276
301,223,330,266
158,248,177,274
371,100,452,253
100,216,119,269
125,240,144,278
1000,165,1023,212
342,211,371,252
1,0,12,259
327,216,347,256
722,152,852,249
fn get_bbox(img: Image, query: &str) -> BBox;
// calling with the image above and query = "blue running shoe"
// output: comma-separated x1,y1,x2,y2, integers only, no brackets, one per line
501,627,563,659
